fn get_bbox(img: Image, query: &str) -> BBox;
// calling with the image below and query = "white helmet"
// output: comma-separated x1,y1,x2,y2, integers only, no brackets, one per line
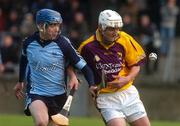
98,10,123,30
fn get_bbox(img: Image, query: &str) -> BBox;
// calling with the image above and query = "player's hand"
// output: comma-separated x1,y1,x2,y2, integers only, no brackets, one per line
0,64,5,73
68,76,79,90
107,75,131,89
14,82,25,99
89,85,98,98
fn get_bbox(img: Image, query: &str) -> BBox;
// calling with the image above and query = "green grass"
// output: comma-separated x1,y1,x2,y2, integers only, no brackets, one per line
0,114,180,126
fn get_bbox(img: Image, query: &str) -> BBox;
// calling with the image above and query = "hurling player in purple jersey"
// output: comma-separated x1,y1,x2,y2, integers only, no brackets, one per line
78,10,150,126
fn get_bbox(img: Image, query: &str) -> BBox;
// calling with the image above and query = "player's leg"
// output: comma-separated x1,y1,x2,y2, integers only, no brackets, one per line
49,93,67,126
123,85,151,126
48,121,59,126
107,118,126,126
97,107,126,126
99,106,127,126
29,100,49,126
96,93,127,126
130,116,150,126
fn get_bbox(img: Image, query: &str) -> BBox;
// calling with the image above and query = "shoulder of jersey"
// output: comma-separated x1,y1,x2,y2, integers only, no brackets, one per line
116,31,133,44
56,35,71,44
78,35,95,52
118,31,132,40
22,34,35,44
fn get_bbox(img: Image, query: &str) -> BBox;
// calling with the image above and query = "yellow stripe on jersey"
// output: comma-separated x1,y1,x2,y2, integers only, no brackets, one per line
78,35,94,53
117,31,146,67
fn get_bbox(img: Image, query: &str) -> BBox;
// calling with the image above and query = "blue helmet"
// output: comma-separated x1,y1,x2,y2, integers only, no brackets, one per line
36,9,62,25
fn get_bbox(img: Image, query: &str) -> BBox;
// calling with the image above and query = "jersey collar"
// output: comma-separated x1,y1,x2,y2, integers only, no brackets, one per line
95,29,120,50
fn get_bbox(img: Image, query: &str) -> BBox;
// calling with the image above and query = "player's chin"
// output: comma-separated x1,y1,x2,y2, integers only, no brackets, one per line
105,40,115,45
106,36,117,43
51,34,59,40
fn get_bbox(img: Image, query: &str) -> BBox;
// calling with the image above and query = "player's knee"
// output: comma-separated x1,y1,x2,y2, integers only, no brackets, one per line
35,119,49,126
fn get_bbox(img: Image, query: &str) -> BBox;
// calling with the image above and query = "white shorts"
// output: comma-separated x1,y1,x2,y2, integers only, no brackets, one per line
96,85,147,123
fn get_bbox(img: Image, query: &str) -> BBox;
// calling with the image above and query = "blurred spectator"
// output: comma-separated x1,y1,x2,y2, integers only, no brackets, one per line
0,33,20,74
146,0,161,28
69,11,89,49
62,0,91,27
160,0,179,57
20,13,36,38
0,53,5,73
31,0,53,13
5,9,20,32
122,13,138,37
0,8,6,33
104,0,120,10
63,0,82,26
119,0,142,24
138,14,160,74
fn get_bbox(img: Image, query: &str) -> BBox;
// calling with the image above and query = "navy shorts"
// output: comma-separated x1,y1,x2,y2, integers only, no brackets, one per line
24,93,67,117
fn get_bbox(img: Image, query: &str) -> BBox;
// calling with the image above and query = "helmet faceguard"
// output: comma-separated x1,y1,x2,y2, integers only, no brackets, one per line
98,10,123,30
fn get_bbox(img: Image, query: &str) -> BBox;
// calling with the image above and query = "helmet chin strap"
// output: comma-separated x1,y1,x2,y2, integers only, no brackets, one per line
43,23,46,32
38,26,43,32
37,24,46,32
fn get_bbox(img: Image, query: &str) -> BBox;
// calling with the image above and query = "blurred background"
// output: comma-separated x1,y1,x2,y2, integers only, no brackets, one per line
0,0,180,123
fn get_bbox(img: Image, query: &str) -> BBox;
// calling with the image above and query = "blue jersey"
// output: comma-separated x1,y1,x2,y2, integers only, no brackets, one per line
19,32,94,96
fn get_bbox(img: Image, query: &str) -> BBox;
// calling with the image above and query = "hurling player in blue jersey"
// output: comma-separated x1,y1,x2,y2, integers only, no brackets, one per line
14,9,96,126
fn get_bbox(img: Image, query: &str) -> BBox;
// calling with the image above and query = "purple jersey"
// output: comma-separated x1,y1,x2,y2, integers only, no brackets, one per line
79,30,146,93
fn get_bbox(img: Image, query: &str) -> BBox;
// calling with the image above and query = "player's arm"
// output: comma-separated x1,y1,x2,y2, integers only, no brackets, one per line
14,41,28,99
70,56,95,87
14,54,28,99
108,34,143,88
66,66,79,90
78,43,99,97
61,37,95,87
108,65,140,88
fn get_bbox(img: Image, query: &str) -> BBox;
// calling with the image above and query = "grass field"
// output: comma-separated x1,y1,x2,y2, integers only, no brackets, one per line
0,114,180,126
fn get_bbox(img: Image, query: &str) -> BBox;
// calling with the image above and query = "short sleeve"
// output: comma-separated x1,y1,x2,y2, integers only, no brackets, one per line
124,34,146,67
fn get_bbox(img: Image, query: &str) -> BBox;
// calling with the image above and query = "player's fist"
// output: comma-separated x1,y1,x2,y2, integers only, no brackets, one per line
89,85,98,98
14,82,24,99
